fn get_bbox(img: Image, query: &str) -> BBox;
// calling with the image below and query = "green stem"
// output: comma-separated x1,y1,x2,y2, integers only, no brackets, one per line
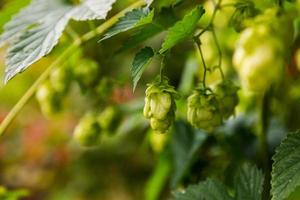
0,0,145,136
211,27,225,80
195,0,222,38
257,91,271,200
159,56,166,83
194,38,207,88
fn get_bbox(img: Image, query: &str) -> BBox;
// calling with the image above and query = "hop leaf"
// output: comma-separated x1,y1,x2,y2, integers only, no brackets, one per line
0,0,116,83
271,131,300,200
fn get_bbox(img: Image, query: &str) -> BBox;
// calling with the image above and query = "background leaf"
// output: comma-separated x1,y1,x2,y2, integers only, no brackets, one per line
172,179,233,200
271,131,300,200
235,163,264,200
159,5,205,54
100,8,154,41
131,46,154,91
144,149,172,200
170,121,207,187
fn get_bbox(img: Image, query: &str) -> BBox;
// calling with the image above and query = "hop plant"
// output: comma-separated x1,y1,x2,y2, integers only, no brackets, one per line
214,81,239,119
187,88,222,132
143,77,179,134
73,112,101,147
233,8,294,93
36,81,63,118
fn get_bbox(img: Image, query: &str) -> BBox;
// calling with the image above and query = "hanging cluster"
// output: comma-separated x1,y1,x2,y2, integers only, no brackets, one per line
35,57,122,147
143,76,238,133
36,58,111,118
187,81,238,132
73,106,121,147
187,88,222,132
233,8,294,93
143,77,179,134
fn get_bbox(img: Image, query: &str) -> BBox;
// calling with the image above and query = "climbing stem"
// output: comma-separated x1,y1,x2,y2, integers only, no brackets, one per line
194,38,207,88
211,27,225,80
257,91,271,200
0,0,145,136
194,0,225,83
159,56,166,83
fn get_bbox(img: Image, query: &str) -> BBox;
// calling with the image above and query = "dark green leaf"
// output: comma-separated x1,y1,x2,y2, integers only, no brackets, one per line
172,179,233,200
159,5,205,54
170,121,207,187
131,47,154,91
118,24,163,53
271,131,300,200
100,8,154,41
235,163,264,200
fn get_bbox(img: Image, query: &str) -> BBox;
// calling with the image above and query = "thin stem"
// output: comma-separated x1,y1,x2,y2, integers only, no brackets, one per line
220,3,236,8
0,0,145,136
257,91,271,200
211,28,225,80
194,0,222,38
194,38,207,88
159,57,165,83
66,26,81,41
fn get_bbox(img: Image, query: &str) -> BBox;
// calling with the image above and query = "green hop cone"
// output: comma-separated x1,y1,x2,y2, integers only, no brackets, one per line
214,81,239,119
144,77,179,134
36,81,63,118
233,8,294,93
187,89,222,132
97,106,121,134
73,59,100,90
50,66,72,94
73,113,101,147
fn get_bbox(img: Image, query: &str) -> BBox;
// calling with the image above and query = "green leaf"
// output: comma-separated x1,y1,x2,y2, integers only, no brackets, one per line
131,47,154,91
0,0,116,83
172,179,233,200
100,8,154,41
235,163,264,200
159,5,205,54
118,7,177,53
118,24,163,53
170,121,207,187
271,131,300,200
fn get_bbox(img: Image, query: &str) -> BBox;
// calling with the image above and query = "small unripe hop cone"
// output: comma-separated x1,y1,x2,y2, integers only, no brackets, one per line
143,77,179,134
187,89,222,132
187,81,239,132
